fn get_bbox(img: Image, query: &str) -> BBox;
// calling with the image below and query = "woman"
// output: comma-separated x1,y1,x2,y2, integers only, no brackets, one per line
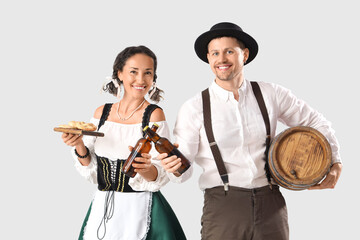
61,46,186,240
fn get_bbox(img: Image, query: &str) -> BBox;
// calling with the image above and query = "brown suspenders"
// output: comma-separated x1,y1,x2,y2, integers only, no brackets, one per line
202,89,230,193
201,81,272,194
250,82,273,187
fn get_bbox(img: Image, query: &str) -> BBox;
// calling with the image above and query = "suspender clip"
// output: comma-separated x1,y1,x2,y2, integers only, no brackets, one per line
220,174,229,195
224,182,229,195
209,141,217,147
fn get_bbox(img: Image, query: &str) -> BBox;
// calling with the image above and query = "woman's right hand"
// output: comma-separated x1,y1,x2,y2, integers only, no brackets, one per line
61,133,84,147
62,133,91,166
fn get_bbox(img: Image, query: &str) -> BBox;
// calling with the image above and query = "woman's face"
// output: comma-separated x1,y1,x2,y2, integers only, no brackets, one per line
118,53,155,99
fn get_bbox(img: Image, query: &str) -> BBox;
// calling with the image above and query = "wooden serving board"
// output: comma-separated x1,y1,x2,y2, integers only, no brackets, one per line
54,127,104,137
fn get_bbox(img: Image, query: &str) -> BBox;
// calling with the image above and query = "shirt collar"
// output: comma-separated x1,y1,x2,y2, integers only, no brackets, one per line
210,79,248,102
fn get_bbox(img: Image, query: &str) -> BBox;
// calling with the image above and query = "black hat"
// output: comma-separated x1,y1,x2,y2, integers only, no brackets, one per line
194,22,258,65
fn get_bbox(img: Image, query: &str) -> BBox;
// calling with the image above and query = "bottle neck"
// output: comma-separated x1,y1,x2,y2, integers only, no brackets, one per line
145,128,160,142
145,125,158,141
152,135,160,142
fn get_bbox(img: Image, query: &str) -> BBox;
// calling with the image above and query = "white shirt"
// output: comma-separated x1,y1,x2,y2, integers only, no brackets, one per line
168,80,341,190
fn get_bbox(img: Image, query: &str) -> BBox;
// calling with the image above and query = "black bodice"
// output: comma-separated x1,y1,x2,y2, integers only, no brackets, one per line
95,103,162,193
96,157,139,192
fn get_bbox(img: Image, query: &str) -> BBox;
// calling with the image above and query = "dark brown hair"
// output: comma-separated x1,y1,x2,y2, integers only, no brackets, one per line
103,45,164,102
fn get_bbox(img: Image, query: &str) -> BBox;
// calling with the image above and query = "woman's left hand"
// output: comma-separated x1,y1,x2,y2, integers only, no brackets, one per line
132,152,153,174
128,146,158,181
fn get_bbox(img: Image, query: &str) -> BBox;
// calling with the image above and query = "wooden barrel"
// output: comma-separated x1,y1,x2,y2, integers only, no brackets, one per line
268,126,332,190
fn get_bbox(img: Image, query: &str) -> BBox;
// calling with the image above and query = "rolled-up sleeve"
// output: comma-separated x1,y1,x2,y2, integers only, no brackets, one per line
274,84,341,164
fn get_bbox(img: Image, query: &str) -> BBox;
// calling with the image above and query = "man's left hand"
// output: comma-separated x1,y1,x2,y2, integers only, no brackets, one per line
308,162,342,190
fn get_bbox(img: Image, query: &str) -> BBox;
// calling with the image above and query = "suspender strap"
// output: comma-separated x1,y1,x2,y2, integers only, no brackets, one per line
141,104,162,136
202,88,229,194
250,81,272,187
250,82,270,137
98,103,113,131
202,82,273,192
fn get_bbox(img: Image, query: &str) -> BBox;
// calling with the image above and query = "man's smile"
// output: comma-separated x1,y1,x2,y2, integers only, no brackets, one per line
217,65,232,71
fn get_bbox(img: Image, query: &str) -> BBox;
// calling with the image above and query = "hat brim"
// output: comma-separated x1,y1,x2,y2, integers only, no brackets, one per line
194,29,258,65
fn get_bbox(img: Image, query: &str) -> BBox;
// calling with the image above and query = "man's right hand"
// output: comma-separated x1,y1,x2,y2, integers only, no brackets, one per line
157,143,182,176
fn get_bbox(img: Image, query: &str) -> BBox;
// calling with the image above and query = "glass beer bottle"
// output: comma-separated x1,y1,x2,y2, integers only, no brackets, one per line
122,124,158,178
143,125,191,175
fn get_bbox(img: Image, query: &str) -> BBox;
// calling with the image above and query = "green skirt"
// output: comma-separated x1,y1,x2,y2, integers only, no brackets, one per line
79,191,186,240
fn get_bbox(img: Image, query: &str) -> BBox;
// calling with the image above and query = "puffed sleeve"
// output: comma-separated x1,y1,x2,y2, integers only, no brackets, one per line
128,121,171,191
71,118,99,184
273,83,341,164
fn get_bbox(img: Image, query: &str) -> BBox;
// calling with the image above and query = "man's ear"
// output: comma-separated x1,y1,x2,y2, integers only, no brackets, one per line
243,48,250,64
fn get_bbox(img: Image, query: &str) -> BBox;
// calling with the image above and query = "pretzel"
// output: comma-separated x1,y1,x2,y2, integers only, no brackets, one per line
75,122,97,131
58,124,74,129
59,121,97,131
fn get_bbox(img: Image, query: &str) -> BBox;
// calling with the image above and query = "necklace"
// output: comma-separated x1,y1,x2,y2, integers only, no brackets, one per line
116,99,146,121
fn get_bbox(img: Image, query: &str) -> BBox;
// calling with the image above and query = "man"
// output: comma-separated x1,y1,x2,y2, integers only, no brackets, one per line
159,22,342,240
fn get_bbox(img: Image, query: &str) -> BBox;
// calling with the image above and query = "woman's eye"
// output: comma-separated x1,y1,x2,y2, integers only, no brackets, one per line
145,71,152,75
130,70,136,74
227,50,233,54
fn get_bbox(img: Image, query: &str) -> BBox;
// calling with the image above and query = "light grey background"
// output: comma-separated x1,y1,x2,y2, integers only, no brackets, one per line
1,0,358,239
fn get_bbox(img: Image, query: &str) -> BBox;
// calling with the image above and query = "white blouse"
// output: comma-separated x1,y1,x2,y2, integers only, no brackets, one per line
72,118,171,192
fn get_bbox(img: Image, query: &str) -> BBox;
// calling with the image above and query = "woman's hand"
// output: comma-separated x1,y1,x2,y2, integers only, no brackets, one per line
132,153,153,174
128,146,158,181
61,133,90,166
61,133,84,147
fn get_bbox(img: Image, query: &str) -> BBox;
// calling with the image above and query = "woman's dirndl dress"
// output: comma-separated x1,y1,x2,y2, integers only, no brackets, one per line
72,104,186,240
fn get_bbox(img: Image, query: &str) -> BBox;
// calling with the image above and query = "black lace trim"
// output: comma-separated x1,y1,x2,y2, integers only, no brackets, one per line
98,103,113,131
141,104,162,136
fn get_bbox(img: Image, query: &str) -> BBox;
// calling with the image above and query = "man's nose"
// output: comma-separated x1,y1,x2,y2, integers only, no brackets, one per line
219,52,227,62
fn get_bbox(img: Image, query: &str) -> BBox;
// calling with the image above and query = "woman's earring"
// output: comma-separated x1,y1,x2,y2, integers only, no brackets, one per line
148,82,158,99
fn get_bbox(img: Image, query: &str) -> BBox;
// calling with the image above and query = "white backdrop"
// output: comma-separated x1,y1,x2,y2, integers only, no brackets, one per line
1,0,359,239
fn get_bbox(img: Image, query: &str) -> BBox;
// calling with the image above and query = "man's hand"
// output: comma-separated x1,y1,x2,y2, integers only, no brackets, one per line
157,143,182,176
308,162,342,190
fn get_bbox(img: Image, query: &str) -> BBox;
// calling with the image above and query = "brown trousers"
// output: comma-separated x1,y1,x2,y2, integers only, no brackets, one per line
201,185,289,240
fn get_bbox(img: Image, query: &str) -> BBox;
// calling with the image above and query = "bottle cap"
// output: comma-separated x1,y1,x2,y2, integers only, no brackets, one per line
153,123,159,127
143,126,149,131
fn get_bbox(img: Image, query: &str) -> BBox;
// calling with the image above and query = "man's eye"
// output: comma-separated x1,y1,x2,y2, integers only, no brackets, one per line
227,50,233,54
212,52,219,56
